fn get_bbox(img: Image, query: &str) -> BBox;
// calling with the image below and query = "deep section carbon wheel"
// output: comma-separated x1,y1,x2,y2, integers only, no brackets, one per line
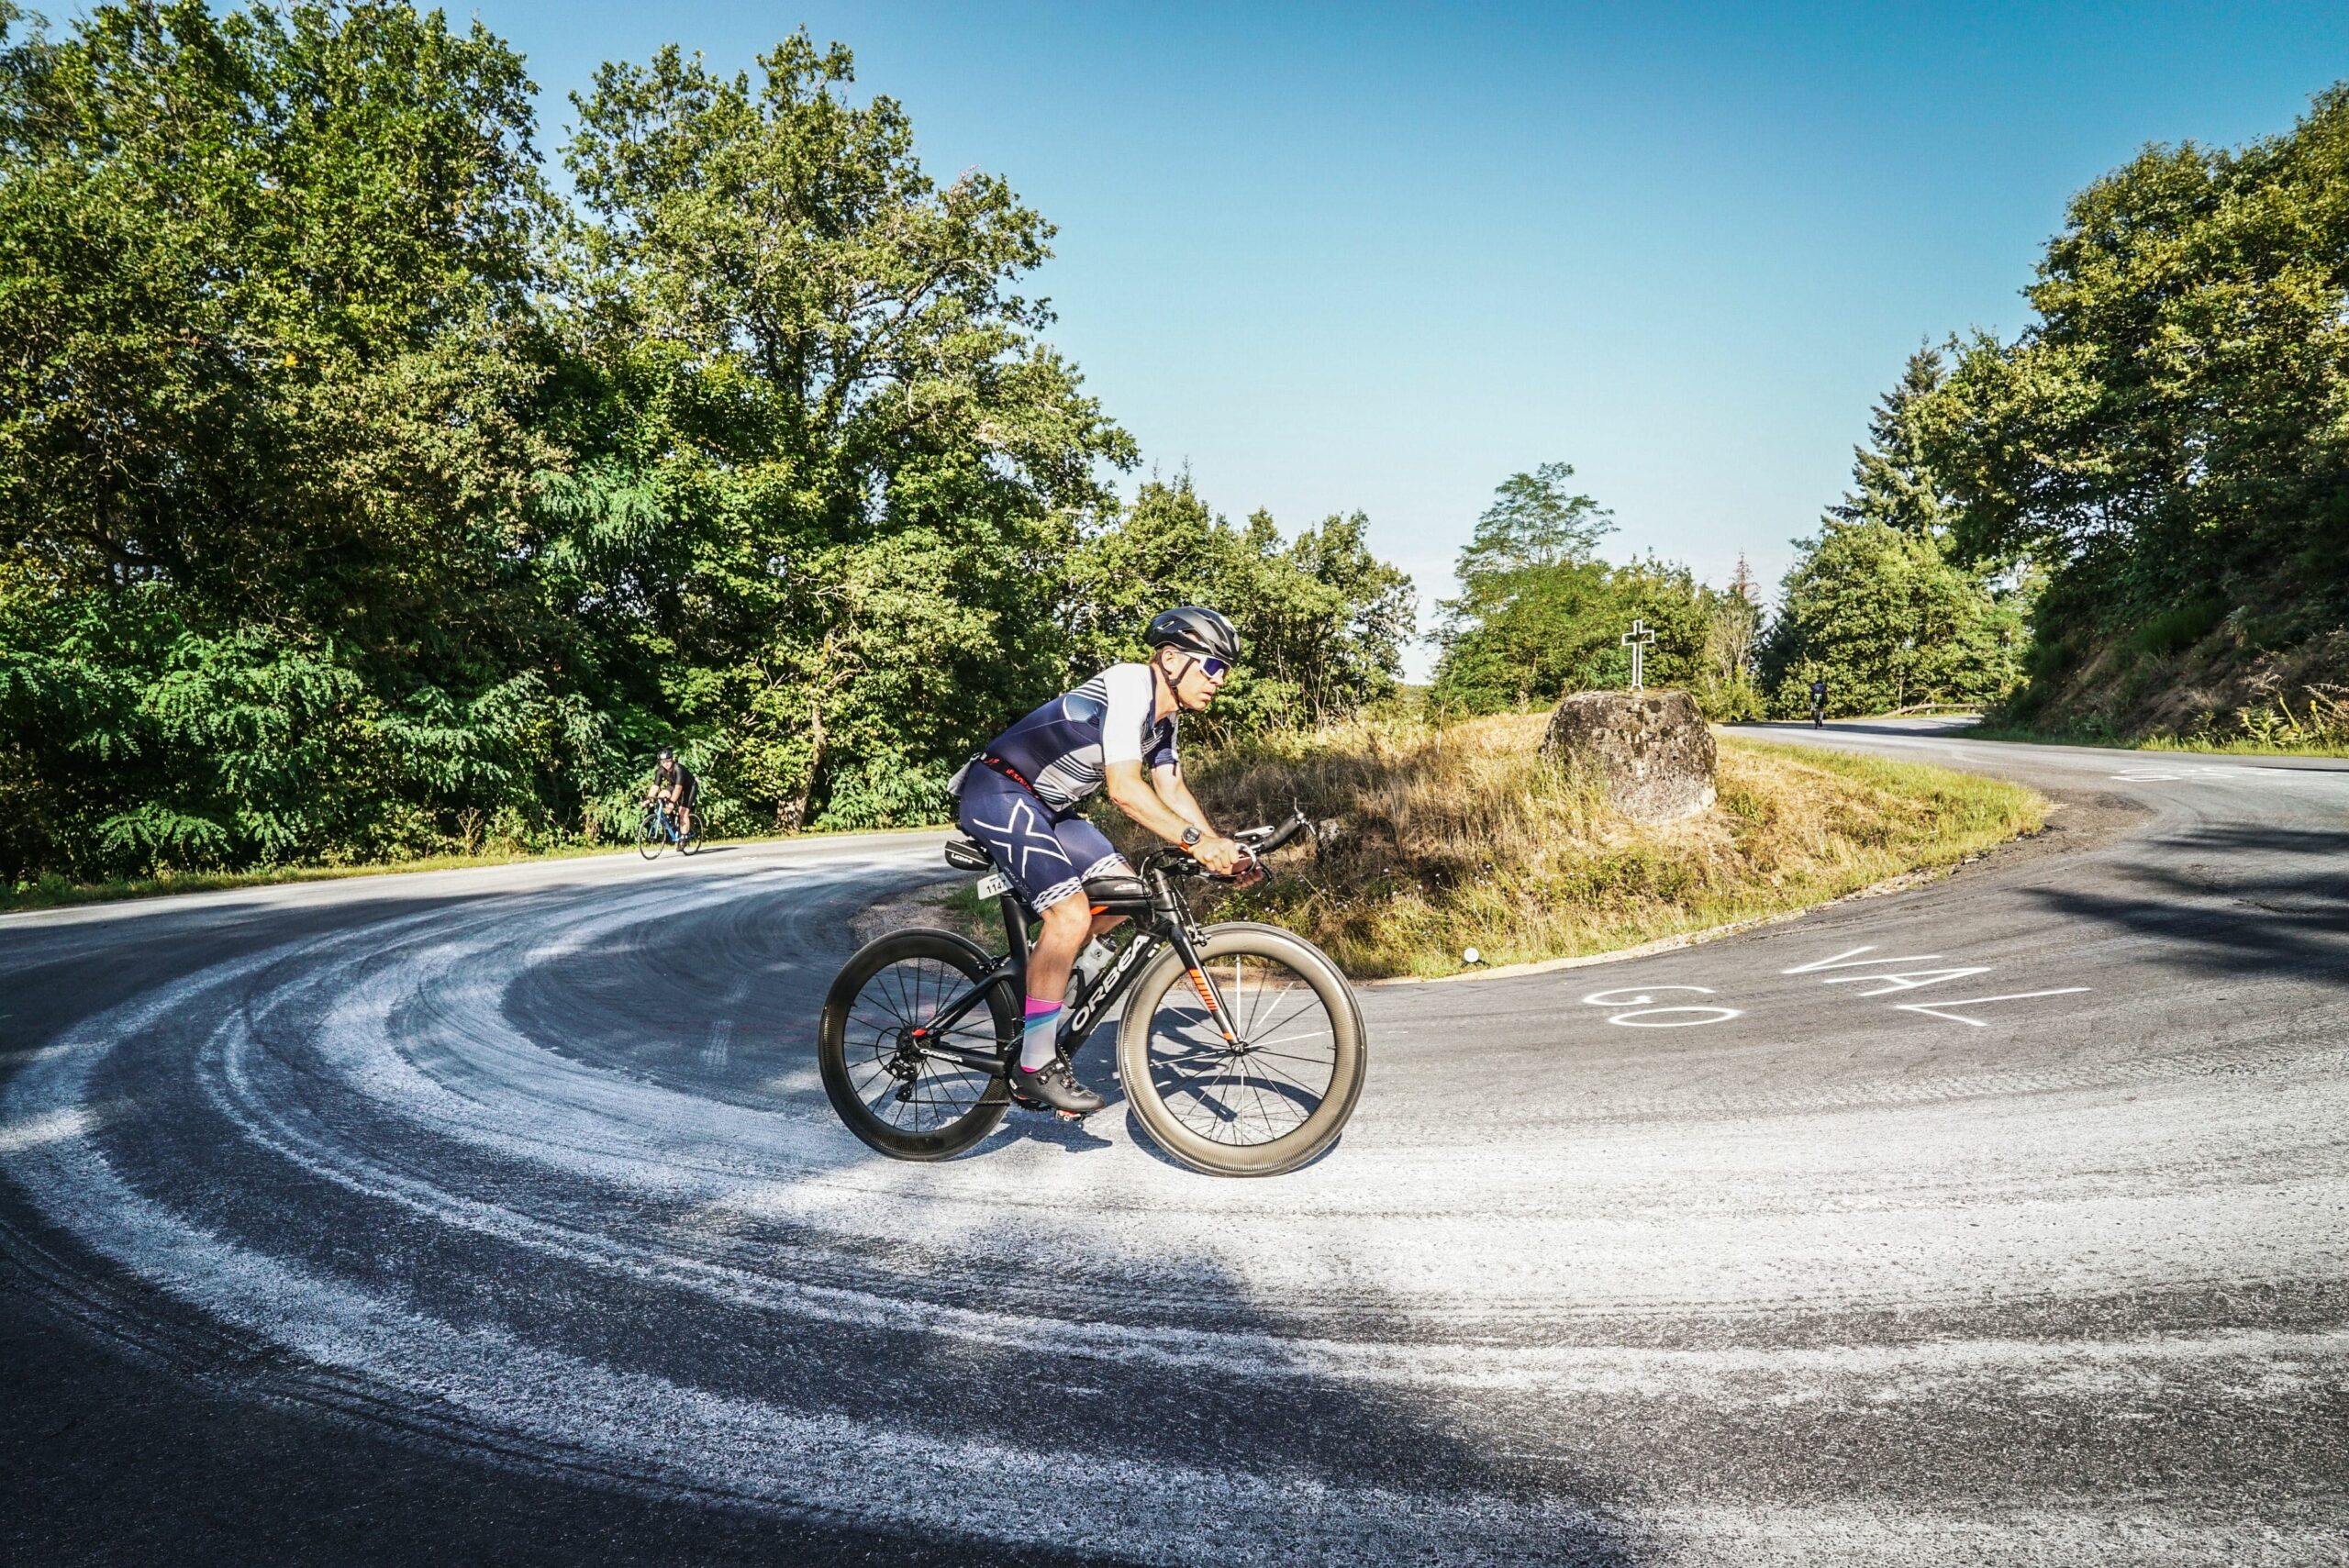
1117,923,1364,1177
818,929,1013,1161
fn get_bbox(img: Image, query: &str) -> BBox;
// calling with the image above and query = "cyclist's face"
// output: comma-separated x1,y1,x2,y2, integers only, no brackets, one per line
1167,651,1230,710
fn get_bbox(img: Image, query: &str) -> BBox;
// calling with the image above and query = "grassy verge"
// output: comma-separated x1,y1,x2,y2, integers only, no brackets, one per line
0,824,942,916
1185,714,2044,979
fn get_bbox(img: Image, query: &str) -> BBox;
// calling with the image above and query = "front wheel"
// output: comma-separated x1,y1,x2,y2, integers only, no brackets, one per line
1117,924,1365,1177
637,809,666,860
818,929,1013,1161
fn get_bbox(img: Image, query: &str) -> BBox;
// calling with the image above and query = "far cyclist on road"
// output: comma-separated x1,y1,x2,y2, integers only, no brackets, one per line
1809,677,1828,728
952,607,1250,1116
646,748,699,841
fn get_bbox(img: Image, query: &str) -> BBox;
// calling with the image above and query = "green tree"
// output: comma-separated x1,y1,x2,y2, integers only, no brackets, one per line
0,0,593,877
1431,464,1724,712
1698,555,1765,719
1760,521,2022,716
0,7,1421,882
1920,83,2349,663
1064,474,1413,738
556,32,1133,830
1831,346,1958,539
1762,350,2025,717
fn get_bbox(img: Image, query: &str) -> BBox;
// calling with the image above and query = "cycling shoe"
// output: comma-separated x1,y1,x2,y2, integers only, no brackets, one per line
1008,1057,1105,1117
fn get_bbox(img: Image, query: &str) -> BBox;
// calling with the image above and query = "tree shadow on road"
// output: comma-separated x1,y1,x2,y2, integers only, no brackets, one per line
3,880,1644,1567
2016,822,2349,990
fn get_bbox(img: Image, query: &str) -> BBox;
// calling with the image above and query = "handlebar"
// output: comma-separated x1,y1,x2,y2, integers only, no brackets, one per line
1236,811,1313,857
1145,810,1314,881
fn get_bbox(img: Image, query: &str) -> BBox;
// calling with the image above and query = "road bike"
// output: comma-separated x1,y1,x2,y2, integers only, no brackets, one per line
637,797,702,859
817,813,1366,1177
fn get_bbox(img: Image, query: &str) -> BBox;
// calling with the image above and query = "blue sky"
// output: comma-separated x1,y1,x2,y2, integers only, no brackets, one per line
478,1,2349,674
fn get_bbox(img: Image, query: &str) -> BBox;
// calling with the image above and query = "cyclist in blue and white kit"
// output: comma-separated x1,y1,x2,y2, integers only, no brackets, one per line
954,606,1249,1115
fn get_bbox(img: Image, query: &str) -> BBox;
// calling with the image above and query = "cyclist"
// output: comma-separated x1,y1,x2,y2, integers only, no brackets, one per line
1809,677,1828,728
952,606,1250,1115
646,748,699,841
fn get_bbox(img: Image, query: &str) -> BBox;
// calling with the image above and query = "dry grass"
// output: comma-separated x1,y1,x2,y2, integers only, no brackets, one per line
1184,713,2044,978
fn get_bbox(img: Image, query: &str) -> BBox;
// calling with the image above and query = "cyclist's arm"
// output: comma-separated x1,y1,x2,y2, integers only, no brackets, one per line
1103,759,1198,842
1150,762,1213,835
1104,760,1241,873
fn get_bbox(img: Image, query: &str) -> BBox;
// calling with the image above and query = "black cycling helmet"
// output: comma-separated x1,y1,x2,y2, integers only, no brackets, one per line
1144,606,1241,665
657,747,675,764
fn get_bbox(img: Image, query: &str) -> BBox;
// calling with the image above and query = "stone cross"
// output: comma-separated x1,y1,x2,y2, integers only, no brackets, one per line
1620,618,1655,691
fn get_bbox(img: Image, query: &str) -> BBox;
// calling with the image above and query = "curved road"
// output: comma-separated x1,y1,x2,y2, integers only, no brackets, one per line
3,722,2344,1565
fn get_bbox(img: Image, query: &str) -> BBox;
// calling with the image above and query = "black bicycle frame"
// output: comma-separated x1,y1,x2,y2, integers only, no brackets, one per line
898,859,1244,1074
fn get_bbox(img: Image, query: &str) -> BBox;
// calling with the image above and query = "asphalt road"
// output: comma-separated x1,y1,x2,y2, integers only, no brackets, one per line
3,721,2344,1566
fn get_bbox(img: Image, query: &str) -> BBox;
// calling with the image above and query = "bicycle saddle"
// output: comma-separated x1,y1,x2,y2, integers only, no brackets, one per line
942,839,992,872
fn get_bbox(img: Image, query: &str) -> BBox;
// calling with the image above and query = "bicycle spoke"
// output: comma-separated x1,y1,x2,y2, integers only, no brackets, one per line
1238,1048,1320,1100
1139,947,1342,1150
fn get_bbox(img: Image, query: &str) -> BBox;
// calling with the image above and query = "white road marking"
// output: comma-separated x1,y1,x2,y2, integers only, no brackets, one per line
1582,985,1718,1006
1894,989,2093,1027
0,1106,96,1154
1583,985,1741,1028
1607,1006,1745,1028
1823,967,1994,997
1781,946,1944,974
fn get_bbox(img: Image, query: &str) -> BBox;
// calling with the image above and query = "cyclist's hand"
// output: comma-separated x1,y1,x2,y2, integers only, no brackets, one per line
1191,834,1244,876
1231,849,1267,887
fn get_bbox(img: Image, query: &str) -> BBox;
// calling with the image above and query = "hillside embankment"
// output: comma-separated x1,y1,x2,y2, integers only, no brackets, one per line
1994,621,2349,756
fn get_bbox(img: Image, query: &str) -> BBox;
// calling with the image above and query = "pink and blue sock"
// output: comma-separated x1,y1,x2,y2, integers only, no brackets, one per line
1017,996,1062,1072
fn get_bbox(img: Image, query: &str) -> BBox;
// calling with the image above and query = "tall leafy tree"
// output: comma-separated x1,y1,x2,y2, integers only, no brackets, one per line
0,7,1422,882
1759,521,2022,715
1064,474,1414,738
1831,347,1958,539
1921,84,2349,660
557,32,1134,829
1431,463,1724,712
0,0,589,876
1761,350,2025,716
1699,554,1764,718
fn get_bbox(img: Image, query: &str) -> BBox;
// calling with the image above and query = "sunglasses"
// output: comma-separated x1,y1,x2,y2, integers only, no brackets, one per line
1197,656,1233,680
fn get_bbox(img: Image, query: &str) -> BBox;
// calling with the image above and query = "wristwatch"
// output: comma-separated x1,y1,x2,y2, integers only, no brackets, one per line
1178,826,1202,849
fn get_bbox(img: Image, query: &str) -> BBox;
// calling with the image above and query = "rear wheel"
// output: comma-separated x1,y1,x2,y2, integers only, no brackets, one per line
818,929,1012,1160
1117,924,1364,1177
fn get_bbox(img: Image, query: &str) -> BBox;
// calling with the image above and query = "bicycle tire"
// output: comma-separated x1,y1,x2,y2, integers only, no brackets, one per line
1117,924,1364,1177
818,929,1013,1161
637,810,665,860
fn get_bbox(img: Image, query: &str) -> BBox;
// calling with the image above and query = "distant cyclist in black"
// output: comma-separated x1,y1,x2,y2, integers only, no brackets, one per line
647,748,699,840
1809,678,1828,728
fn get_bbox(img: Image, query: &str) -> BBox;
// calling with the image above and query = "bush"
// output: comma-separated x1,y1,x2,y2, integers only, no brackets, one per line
2132,600,2225,658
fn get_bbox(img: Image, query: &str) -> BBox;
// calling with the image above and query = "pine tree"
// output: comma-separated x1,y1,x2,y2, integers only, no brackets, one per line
1829,346,1955,538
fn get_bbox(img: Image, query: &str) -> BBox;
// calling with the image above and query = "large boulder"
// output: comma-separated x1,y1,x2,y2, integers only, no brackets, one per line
1541,689,1717,824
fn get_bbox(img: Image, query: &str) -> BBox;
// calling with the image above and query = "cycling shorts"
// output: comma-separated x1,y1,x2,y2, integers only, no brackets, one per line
955,765,1130,912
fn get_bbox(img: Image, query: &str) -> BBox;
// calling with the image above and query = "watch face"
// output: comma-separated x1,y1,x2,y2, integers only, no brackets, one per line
1180,827,1201,846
